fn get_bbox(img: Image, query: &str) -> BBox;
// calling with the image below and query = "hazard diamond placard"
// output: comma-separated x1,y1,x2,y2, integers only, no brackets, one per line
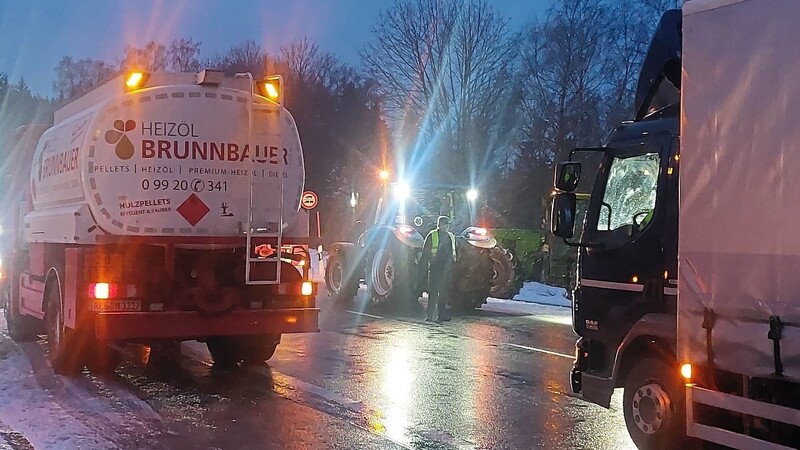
177,193,210,226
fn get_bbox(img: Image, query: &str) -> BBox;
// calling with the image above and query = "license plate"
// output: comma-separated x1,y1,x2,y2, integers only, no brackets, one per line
92,300,142,312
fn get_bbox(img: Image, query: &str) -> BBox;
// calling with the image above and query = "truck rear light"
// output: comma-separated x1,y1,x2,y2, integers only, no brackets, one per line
681,363,693,382
301,281,313,296
90,282,115,299
88,283,135,299
285,316,298,324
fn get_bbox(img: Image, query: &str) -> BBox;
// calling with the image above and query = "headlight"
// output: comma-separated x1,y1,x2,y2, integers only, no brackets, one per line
464,226,489,240
467,189,479,201
394,182,410,201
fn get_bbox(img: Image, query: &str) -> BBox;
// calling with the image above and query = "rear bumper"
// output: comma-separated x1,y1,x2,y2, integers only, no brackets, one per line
94,308,319,340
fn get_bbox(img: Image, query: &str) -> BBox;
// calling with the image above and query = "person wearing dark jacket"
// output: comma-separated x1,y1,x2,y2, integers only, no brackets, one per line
421,216,457,322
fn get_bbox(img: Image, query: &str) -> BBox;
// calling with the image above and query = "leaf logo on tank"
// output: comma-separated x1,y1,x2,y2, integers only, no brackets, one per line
105,120,136,160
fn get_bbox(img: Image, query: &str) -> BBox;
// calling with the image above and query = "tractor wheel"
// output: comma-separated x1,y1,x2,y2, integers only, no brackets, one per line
366,241,414,309
3,282,40,342
325,251,359,303
489,246,518,299
448,289,488,311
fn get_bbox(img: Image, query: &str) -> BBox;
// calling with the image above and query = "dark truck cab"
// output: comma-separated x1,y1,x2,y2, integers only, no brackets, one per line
551,10,685,449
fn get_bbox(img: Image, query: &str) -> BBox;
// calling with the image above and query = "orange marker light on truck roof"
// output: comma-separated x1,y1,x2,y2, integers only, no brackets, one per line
124,71,147,90
257,75,283,104
263,81,279,99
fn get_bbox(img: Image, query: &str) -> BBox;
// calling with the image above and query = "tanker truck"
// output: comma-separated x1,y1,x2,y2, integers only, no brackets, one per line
1,69,319,374
552,2,800,448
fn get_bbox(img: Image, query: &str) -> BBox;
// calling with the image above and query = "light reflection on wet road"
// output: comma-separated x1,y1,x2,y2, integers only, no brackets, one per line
247,290,637,449
1,289,637,449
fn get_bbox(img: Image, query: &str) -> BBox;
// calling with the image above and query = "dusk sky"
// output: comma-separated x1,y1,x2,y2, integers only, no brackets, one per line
0,1,552,97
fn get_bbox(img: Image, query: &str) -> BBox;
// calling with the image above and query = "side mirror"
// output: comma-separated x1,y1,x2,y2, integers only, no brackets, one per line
554,162,581,192
551,192,577,238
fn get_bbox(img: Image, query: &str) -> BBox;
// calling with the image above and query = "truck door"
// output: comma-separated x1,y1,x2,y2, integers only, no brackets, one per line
574,132,677,374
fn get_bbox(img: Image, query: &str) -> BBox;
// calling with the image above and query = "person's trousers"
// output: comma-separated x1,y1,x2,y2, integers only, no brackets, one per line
426,268,451,320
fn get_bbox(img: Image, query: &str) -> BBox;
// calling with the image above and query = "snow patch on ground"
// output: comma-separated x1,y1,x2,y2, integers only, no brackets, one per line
0,336,117,450
511,282,571,307
0,312,166,449
483,297,572,319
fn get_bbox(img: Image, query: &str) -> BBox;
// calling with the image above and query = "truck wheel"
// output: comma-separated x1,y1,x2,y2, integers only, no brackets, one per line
366,242,413,308
87,342,121,374
489,246,518,299
3,284,40,342
239,335,279,365
45,284,85,375
325,252,358,303
623,357,685,450
207,334,279,367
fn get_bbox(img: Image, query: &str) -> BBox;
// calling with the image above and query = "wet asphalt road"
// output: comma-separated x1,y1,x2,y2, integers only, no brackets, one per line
1,289,637,449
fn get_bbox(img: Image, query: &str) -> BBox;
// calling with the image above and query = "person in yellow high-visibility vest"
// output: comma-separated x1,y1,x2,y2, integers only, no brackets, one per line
422,216,457,322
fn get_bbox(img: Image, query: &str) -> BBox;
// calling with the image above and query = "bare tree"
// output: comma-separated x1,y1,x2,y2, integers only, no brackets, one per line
604,0,681,128
168,38,202,72
207,40,271,78
121,41,168,71
362,0,517,181
52,56,116,102
519,0,609,165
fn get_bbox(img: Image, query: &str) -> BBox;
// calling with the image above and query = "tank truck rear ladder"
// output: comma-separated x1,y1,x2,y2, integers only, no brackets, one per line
244,101,285,286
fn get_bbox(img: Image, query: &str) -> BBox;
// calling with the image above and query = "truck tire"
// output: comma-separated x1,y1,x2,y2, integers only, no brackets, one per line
325,251,358,303
623,357,685,450
45,283,85,375
366,241,413,309
489,246,518,299
87,343,121,374
207,334,279,367
3,283,40,342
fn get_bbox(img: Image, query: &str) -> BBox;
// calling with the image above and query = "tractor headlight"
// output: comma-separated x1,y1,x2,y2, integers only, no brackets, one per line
394,182,411,201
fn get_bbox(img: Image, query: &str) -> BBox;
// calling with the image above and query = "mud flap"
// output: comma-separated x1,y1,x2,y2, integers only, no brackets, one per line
581,373,614,409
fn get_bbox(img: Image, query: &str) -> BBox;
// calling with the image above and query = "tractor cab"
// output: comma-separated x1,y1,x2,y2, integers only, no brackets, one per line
390,183,476,239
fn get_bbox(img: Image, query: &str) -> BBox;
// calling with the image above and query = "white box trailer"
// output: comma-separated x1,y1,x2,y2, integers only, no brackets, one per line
681,0,800,447
2,70,319,374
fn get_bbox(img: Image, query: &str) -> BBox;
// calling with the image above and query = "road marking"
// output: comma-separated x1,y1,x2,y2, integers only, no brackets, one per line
505,343,572,359
346,310,384,320
345,309,573,359
251,365,364,410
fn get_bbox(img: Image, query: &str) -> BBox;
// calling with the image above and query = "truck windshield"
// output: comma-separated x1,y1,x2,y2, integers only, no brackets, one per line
597,152,660,231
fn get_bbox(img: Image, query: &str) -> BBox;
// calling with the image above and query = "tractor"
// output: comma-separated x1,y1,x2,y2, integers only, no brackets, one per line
325,177,516,310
